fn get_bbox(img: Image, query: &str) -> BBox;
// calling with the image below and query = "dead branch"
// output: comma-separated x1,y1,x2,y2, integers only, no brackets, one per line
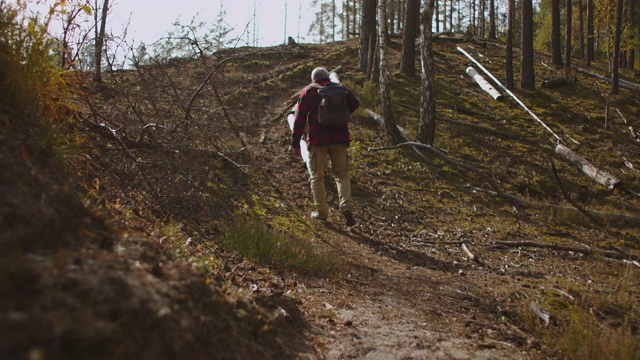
84,120,159,199
365,110,430,163
461,243,475,260
529,301,551,326
615,108,627,124
549,158,600,225
411,240,465,246
185,51,263,120
394,101,537,145
368,141,525,206
210,82,250,155
554,144,621,190
491,240,640,262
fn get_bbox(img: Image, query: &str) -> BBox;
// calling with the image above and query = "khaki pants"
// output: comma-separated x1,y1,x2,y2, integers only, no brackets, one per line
308,144,352,218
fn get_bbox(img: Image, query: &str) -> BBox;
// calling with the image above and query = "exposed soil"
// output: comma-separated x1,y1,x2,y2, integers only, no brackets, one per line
2,36,639,359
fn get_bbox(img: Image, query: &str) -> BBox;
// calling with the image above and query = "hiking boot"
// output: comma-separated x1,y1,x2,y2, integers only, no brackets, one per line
311,211,327,221
342,209,356,227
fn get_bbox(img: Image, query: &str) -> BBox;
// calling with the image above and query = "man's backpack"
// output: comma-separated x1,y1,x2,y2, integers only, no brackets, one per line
311,83,351,125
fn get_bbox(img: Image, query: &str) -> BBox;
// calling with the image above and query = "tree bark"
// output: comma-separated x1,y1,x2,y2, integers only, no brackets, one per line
480,0,486,38
359,0,377,72
612,0,624,94
579,0,585,59
488,0,496,39
506,0,515,89
630,0,636,69
565,0,572,80
379,0,404,145
552,0,563,65
520,0,535,90
419,0,437,145
585,0,594,66
400,0,419,76
93,0,109,83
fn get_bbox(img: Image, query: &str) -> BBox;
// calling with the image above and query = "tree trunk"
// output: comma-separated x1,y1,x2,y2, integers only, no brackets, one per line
388,0,395,35
488,0,496,39
353,0,358,37
93,0,109,84
359,0,377,72
552,0,563,65
480,0,486,38
378,0,404,145
629,0,636,69
585,0,594,66
506,0,515,89
565,0,572,80
579,0,585,59
332,0,336,42
435,0,440,32
450,0,455,32
443,0,448,31
520,0,535,89
400,0,419,76
612,0,623,94
419,0,437,145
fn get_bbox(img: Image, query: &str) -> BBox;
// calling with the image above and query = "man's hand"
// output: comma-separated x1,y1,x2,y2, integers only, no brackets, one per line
292,148,302,157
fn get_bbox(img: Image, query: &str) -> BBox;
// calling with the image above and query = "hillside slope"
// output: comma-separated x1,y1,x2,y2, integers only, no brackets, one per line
2,37,639,359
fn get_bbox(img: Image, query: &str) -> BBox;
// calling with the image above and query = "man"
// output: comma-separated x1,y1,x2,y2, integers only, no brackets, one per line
291,67,360,227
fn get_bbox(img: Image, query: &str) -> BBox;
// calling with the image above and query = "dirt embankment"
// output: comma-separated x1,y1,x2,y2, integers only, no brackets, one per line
2,37,639,359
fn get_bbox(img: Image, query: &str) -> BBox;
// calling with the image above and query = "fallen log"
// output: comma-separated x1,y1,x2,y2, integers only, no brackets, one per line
549,158,599,225
629,126,639,140
465,67,503,100
491,240,640,263
554,144,621,190
457,46,564,145
572,66,640,92
461,243,486,266
368,141,526,206
529,301,551,327
287,112,309,168
541,78,568,89
461,243,476,261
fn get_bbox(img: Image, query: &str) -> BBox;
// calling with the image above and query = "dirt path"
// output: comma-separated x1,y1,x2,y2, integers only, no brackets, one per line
256,77,536,358
297,224,529,359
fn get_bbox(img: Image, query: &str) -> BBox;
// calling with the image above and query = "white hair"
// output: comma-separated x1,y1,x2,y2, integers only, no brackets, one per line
311,67,330,82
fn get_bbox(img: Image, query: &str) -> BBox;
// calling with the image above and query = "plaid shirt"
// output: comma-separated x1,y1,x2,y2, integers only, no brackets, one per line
291,78,360,149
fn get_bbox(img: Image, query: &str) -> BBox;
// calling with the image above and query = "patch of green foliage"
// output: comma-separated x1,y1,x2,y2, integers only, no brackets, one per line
222,219,338,278
512,261,640,360
1,1,79,158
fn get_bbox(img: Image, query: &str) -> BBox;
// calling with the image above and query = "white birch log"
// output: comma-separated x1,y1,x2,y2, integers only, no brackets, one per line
465,67,503,100
461,243,476,260
555,144,621,190
287,112,310,168
529,301,551,326
457,46,564,144
330,71,341,84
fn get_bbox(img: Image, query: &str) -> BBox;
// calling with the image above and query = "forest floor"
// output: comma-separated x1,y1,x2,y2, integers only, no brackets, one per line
2,36,640,359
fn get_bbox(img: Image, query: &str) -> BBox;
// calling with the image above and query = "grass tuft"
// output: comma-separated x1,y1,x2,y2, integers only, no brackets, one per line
222,219,338,278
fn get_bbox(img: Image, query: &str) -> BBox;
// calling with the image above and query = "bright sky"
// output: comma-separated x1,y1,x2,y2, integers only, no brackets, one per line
109,0,323,46
22,0,334,47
